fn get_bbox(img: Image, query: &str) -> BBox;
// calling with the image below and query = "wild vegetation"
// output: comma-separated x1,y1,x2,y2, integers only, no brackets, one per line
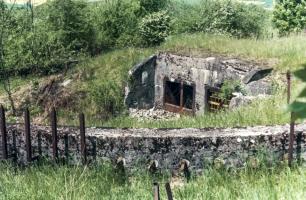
0,1,306,199
0,0,305,127
0,161,305,200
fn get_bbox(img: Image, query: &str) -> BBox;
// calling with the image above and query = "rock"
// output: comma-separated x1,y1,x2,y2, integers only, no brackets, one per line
245,79,273,96
229,96,255,109
129,108,180,121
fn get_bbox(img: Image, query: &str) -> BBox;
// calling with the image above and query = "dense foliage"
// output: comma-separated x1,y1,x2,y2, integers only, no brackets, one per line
0,0,270,77
273,0,306,36
139,11,171,46
171,0,268,38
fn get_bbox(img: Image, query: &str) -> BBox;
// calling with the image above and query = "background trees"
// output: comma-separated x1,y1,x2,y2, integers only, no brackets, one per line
273,0,306,36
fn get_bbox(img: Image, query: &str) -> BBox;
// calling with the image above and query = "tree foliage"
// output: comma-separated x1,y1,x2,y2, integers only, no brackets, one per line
272,0,306,36
289,66,306,120
171,0,268,38
139,11,171,46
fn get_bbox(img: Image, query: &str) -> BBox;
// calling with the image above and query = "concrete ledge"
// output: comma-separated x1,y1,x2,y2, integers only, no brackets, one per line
4,124,306,169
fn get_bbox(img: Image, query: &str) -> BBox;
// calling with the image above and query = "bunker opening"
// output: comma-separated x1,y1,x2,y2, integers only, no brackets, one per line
206,86,230,112
164,79,195,115
125,53,273,118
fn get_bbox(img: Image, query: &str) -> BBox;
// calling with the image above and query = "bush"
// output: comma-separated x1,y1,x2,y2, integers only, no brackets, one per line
137,0,169,16
90,1,140,48
219,80,245,100
139,11,171,46
272,0,306,36
172,0,268,38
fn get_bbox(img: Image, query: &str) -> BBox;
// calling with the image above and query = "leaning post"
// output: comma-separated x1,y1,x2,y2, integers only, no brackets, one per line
0,105,8,160
79,113,87,164
287,71,295,167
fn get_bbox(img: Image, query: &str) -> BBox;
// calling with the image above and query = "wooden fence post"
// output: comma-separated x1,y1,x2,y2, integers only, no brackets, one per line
153,182,160,200
51,107,58,162
0,105,8,160
24,108,32,163
165,182,174,200
79,113,86,164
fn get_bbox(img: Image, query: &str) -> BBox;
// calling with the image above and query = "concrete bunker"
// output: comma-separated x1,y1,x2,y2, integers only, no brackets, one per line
125,53,273,116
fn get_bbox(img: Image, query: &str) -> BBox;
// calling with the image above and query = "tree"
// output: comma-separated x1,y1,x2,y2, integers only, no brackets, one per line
45,0,94,52
272,0,306,36
0,0,18,114
139,11,171,46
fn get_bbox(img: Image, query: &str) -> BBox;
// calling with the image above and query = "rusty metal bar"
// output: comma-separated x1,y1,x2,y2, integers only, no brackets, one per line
24,108,32,163
287,71,291,104
79,113,86,164
165,182,174,200
0,105,8,159
153,182,160,200
51,107,58,161
287,71,295,167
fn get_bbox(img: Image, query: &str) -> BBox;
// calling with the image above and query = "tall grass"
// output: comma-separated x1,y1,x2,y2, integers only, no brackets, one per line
0,162,305,200
162,33,306,72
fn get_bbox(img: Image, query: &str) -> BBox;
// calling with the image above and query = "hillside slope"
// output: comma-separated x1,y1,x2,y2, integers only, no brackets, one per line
1,33,305,127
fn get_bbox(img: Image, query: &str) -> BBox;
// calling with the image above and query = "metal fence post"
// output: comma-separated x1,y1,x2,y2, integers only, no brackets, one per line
79,113,86,164
24,108,32,163
0,105,8,160
287,71,295,167
51,107,58,162
153,182,160,200
165,182,174,200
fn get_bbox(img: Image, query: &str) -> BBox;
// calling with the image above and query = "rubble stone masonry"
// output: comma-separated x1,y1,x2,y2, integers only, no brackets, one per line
3,124,306,169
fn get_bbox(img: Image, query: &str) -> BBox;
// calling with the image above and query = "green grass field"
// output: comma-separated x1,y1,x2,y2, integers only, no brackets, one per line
0,162,305,200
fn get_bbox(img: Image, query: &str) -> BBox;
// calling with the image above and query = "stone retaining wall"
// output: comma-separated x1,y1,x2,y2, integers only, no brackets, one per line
4,124,306,169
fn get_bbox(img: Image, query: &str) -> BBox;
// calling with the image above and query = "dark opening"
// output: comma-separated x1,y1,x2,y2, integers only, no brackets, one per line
183,85,194,109
164,81,181,106
164,79,195,113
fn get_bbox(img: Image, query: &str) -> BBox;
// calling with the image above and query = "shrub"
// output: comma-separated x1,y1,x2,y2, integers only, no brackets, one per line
272,0,306,36
172,0,268,38
137,0,169,16
90,0,140,48
139,11,171,46
219,80,245,100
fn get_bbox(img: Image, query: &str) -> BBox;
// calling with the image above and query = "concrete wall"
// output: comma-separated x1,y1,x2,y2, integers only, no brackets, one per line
125,56,157,109
4,124,306,169
154,53,262,113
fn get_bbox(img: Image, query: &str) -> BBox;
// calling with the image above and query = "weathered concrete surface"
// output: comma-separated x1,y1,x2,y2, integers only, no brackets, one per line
3,124,306,169
126,53,273,115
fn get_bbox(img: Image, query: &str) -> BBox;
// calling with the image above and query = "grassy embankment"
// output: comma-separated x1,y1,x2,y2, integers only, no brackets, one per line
63,33,306,128
0,162,305,200
2,33,306,128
